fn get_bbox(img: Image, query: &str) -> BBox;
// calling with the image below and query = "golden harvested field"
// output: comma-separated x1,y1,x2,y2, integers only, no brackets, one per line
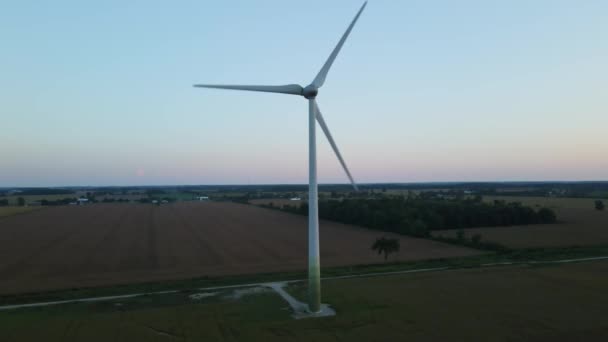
0,202,479,295
433,196,608,248
0,207,41,218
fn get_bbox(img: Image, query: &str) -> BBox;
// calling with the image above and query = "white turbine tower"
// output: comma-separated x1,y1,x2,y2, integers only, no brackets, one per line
194,2,367,313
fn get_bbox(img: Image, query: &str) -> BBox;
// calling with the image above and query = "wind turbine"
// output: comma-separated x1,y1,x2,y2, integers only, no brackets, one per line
194,2,367,313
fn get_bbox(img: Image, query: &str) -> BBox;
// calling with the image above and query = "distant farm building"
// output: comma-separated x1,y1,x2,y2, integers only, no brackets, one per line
290,197,301,201
77,198,89,205
196,196,209,201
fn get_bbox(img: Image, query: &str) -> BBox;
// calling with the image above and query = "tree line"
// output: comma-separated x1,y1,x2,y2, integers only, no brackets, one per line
274,197,557,237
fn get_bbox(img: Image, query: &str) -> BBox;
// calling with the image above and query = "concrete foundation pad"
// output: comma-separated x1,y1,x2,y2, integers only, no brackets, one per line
264,282,336,319
292,303,336,319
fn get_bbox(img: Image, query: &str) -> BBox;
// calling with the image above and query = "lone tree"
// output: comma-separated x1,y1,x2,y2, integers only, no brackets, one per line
456,229,466,242
471,234,482,245
17,197,25,206
595,200,605,211
371,237,400,261
538,207,557,223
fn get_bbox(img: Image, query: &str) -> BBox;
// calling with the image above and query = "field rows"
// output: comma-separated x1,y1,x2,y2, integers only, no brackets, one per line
0,202,478,295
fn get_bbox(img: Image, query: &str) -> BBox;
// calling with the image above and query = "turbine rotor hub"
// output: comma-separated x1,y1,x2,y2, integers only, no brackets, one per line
302,85,319,99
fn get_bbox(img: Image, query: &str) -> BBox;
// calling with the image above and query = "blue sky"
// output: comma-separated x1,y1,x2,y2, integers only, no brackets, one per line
1,0,607,187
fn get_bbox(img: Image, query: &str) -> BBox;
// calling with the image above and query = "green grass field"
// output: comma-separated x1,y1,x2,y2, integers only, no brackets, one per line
0,289,288,341
2,260,607,341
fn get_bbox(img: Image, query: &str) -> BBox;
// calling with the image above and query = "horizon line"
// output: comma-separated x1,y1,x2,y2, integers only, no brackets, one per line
3,179,608,189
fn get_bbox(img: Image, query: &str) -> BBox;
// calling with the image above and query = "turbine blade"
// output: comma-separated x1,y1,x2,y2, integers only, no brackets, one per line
193,84,303,96
313,100,359,191
311,2,367,89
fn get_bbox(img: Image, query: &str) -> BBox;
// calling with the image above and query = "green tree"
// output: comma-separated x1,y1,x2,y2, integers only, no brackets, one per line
471,234,482,245
371,237,400,261
538,208,557,223
17,197,26,206
595,200,605,211
409,219,429,237
456,229,465,242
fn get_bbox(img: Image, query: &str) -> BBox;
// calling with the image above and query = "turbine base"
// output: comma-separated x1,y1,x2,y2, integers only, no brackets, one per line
293,303,336,319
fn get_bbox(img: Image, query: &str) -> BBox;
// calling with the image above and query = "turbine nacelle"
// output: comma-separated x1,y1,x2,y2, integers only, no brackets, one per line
302,85,319,99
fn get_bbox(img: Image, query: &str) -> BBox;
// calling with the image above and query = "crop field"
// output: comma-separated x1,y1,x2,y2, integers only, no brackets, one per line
0,207,41,218
249,198,304,207
0,202,478,295
2,260,607,341
433,196,608,248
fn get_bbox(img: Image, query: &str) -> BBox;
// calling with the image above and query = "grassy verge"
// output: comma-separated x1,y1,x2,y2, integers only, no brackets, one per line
3,259,607,342
0,290,290,342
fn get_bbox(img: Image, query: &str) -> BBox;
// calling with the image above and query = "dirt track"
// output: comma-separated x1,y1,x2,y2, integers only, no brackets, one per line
0,202,478,294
